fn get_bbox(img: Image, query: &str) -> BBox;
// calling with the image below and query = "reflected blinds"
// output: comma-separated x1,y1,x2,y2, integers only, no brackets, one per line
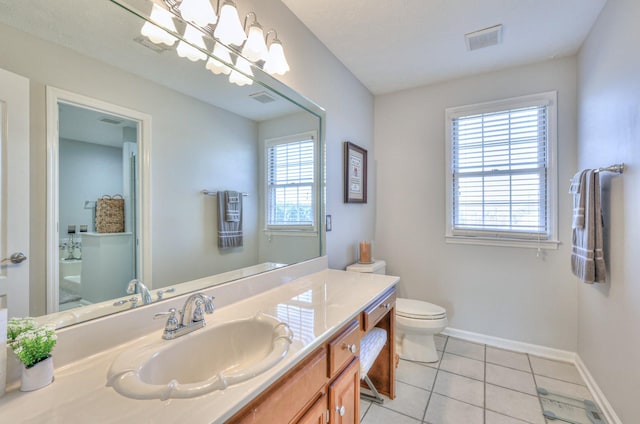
267,135,315,227
451,105,549,238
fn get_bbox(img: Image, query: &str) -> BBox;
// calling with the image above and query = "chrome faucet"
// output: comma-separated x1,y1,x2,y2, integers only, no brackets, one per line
126,279,153,305
154,293,215,340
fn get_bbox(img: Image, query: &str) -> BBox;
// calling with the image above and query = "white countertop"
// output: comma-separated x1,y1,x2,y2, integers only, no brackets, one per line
0,269,398,423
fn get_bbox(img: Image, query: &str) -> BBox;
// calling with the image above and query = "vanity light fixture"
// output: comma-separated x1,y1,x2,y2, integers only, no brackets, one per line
263,30,290,76
139,0,290,87
214,0,247,46
178,0,217,27
229,56,254,86
140,3,178,46
241,12,268,62
176,24,208,61
206,42,233,75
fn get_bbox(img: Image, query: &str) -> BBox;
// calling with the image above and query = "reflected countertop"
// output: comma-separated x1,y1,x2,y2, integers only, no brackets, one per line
0,268,398,423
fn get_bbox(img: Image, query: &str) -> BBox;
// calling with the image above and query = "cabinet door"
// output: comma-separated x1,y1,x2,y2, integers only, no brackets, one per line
329,359,360,424
297,393,328,424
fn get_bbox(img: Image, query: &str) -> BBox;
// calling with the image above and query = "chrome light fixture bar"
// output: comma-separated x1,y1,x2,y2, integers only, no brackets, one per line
139,0,289,87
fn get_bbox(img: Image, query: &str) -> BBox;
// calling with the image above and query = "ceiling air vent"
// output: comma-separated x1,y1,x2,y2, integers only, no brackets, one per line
465,24,503,51
249,91,276,104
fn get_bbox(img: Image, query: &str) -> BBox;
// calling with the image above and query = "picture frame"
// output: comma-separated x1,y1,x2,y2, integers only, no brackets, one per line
344,141,368,203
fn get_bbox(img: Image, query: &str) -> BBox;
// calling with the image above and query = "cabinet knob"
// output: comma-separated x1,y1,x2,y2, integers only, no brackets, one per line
336,405,346,416
345,343,357,354
381,303,391,309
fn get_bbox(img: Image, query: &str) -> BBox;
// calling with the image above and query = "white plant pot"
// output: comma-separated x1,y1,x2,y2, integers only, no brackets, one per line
20,356,54,392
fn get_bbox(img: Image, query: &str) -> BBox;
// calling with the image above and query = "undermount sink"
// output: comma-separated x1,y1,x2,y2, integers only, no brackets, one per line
107,312,293,400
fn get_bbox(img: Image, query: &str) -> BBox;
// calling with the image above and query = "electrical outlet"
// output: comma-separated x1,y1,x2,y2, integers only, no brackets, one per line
325,215,332,232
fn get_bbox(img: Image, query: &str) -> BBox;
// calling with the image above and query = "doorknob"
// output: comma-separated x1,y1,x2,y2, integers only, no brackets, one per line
1,252,27,264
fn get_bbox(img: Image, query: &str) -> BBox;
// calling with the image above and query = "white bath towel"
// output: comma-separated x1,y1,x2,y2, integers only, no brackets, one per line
570,170,606,283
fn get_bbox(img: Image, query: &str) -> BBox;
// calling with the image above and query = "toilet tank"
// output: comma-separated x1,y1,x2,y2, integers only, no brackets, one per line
346,259,386,275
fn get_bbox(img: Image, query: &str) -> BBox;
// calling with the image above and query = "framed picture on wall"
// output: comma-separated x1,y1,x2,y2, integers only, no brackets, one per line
344,141,367,203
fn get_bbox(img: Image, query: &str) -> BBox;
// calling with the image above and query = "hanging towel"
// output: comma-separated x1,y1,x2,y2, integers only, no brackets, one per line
571,170,606,283
225,191,241,222
569,170,587,229
217,190,243,249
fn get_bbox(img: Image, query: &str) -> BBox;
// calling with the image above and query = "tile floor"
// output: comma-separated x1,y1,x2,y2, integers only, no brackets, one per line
360,335,595,424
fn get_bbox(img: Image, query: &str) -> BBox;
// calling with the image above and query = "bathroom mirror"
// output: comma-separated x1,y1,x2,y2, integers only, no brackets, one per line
0,0,325,326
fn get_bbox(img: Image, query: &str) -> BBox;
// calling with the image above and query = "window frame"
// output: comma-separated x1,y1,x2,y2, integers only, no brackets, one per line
264,131,318,235
444,91,559,249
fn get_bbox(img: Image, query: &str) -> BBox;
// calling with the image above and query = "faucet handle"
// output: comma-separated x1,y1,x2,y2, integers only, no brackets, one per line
154,308,179,331
203,295,215,314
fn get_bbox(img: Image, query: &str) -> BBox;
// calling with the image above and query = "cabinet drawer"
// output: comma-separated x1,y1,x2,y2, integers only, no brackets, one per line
328,321,360,378
362,288,396,332
229,347,328,424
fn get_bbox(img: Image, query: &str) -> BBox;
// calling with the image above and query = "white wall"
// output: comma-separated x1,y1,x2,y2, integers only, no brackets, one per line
374,57,579,350
59,139,123,236
577,0,640,421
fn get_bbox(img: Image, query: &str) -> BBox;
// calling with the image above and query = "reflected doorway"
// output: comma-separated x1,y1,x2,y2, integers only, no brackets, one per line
46,87,151,314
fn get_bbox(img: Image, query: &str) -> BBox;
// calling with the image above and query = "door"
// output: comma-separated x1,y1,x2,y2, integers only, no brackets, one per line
329,359,360,424
0,68,30,318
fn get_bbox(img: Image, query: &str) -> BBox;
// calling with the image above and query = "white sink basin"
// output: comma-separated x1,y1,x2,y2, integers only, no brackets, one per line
107,313,293,400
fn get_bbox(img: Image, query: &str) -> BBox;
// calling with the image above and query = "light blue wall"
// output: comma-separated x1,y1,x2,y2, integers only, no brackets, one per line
58,138,122,236
577,0,640,421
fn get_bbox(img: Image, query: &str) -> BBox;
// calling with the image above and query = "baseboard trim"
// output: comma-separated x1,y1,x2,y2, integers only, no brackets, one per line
441,327,622,423
575,354,623,424
442,327,576,362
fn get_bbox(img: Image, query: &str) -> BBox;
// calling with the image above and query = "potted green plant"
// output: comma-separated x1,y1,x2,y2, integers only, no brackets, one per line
7,317,57,391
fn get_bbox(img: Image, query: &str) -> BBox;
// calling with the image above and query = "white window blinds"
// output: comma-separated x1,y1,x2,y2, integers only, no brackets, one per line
266,133,315,228
450,103,550,239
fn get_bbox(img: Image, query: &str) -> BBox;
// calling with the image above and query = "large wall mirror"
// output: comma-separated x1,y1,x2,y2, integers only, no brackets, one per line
0,0,325,327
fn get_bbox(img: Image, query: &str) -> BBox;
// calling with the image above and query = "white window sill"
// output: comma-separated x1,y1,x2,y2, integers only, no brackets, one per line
445,235,560,250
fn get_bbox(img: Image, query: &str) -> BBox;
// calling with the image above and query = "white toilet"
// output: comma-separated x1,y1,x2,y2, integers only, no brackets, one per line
346,259,448,363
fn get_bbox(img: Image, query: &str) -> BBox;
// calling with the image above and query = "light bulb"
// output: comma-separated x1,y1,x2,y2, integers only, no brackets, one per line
178,0,217,27
229,57,254,86
206,43,232,75
241,23,268,62
140,4,178,46
264,40,290,75
214,1,247,46
176,25,207,62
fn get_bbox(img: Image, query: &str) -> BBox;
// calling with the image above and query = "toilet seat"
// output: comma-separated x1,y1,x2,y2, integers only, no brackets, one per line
396,298,447,320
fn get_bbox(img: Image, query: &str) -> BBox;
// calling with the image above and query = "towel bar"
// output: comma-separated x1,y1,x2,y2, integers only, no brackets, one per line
201,190,249,197
594,163,625,174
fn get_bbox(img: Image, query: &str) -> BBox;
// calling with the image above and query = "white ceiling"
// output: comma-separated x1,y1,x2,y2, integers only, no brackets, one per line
281,0,607,95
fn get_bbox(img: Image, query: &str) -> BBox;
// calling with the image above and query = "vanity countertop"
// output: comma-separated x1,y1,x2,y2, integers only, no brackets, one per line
0,268,398,423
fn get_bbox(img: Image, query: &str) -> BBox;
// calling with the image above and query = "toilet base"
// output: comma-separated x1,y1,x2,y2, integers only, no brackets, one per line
395,333,440,363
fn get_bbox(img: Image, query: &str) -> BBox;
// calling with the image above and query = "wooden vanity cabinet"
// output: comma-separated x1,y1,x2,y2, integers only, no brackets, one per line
228,287,396,424
360,287,396,400
328,359,360,424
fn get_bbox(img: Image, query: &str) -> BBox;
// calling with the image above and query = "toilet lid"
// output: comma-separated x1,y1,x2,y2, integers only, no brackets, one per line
396,298,446,320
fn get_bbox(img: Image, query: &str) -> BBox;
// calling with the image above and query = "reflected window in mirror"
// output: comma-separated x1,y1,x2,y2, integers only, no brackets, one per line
266,132,317,232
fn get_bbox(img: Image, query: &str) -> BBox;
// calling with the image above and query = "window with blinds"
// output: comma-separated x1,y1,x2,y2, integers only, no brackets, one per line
266,132,316,230
445,92,558,246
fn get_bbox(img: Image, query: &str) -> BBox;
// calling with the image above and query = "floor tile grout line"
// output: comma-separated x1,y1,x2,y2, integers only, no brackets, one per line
421,334,448,423
483,343,487,424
